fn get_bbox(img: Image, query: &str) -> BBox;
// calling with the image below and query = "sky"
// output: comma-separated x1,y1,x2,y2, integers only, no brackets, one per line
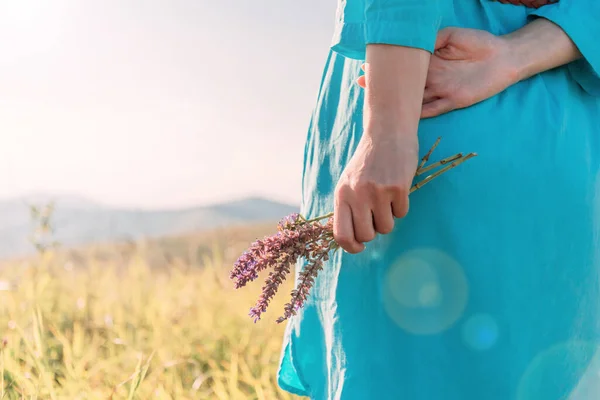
0,0,337,209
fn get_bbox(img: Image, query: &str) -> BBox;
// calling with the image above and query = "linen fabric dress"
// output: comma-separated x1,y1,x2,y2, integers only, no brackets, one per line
278,1,600,399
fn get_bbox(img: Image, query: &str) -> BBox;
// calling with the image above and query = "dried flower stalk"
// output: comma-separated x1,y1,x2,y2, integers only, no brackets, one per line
230,138,477,323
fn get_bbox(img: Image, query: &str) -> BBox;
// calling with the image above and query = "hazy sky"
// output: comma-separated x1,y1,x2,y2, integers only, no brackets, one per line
0,0,336,209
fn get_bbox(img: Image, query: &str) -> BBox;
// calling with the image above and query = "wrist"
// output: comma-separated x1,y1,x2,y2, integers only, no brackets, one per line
501,32,537,83
501,18,583,83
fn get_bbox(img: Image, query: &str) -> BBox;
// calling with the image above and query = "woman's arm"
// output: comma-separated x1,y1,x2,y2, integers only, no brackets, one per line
364,45,429,136
420,18,582,117
528,0,600,96
362,17,583,119
505,18,581,82
333,45,431,254
362,0,440,133
332,1,441,253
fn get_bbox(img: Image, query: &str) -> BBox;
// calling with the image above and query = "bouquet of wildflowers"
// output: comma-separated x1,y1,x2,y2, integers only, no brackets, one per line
230,138,476,323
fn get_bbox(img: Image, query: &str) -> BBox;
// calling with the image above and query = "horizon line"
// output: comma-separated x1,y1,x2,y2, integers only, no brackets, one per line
0,192,300,212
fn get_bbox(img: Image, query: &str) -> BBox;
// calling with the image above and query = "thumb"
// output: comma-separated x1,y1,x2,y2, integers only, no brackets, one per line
434,28,454,51
421,98,454,119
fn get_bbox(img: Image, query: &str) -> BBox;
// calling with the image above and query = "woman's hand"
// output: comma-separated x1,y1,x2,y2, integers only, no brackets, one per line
334,130,418,254
357,19,581,119
357,28,518,118
421,28,518,118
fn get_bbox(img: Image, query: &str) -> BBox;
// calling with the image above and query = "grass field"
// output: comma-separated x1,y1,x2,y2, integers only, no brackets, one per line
0,224,305,399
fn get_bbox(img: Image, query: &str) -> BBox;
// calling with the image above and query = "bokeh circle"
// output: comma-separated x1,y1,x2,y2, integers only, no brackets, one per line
461,313,499,351
517,341,600,400
382,248,468,335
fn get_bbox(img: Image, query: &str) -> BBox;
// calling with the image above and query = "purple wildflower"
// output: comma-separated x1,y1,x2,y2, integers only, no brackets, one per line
232,231,299,289
245,221,330,321
277,219,336,323
230,213,337,322
277,213,301,231
229,250,255,280
231,138,478,324
231,214,328,290
249,249,300,322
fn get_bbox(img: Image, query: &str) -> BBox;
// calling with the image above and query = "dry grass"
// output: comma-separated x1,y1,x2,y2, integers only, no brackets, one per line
0,224,305,399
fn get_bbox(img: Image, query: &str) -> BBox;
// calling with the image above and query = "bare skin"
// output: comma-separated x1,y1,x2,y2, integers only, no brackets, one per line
337,18,582,254
333,45,429,254
357,20,582,119
422,19,581,118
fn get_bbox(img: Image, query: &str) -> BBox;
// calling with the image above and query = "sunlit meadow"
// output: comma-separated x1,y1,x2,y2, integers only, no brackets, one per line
0,220,305,399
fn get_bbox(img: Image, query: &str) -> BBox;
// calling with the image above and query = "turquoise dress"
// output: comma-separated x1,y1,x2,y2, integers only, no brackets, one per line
278,1,600,399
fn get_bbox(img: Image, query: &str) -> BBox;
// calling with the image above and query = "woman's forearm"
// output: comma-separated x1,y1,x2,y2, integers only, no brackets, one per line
504,18,582,82
364,44,431,137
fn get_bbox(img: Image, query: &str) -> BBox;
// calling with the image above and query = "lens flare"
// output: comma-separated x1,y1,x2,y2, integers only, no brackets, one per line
382,248,468,335
517,342,600,400
461,314,499,351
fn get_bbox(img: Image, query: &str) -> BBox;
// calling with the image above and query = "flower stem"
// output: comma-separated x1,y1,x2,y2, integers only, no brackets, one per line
410,152,477,193
418,136,441,170
416,153,463,176
303,143,477,223
305,213,333,223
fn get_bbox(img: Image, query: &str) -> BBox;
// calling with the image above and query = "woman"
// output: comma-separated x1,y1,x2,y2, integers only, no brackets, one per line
279,0,600,399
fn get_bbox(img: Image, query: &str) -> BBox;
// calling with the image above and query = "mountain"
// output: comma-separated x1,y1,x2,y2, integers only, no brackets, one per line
0,195,298,259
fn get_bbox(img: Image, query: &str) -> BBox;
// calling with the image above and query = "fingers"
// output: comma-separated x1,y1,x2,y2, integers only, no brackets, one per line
356,63,368,88
423,87,438,104
334,181,404,253
333,199,365,254
357,75,366,88
421,98,455,119
351,203,376,243
372,199,395,235
391,194,409,219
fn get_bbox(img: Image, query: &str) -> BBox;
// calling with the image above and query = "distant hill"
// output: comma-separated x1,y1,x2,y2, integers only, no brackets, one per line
0,195,298,259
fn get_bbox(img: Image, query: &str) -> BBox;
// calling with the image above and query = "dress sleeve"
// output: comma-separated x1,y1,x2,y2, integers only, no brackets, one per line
528,1,600,96
330,0,442,60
